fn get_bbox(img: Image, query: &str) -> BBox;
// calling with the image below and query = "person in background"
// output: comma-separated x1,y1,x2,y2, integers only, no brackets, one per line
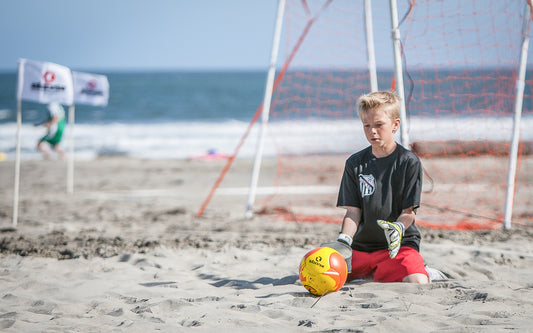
36,102,66,159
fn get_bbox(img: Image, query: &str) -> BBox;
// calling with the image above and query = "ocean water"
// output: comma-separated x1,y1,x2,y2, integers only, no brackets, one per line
0,71,268,159
0,70,532,160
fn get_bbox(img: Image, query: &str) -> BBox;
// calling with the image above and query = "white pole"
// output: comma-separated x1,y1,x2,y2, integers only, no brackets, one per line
12,99,22,228
245,0,286,219
67,104,75,194
389,0,409,148
12,59,25,228
364,0,378,92
503,3,531,230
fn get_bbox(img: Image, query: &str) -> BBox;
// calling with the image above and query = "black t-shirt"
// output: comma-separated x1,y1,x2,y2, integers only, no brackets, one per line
337,144,422,252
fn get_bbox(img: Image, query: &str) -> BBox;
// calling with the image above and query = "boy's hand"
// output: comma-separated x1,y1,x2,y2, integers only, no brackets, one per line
377,220,405,259
321,234,353,273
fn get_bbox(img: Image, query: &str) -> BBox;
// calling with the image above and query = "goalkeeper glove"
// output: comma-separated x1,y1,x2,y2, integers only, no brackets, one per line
377,220,405,259
321,233,353,273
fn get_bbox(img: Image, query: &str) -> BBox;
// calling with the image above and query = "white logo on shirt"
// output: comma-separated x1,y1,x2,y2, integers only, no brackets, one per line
359,174,375,197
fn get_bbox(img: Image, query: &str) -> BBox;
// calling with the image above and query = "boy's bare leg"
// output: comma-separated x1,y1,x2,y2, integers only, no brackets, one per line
54,145,66,160
37,142,51,159
403,273,429,284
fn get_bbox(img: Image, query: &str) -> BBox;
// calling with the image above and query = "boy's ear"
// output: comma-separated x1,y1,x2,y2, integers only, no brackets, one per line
393,118,400,132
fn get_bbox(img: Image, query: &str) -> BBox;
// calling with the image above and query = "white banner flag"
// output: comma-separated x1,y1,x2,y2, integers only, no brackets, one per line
17,58,73,105
72,71,109,106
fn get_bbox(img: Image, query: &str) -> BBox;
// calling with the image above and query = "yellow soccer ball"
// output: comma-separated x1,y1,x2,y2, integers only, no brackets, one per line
299,247,348,296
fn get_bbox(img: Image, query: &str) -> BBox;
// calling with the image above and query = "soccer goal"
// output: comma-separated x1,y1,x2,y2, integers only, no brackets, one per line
200,0,533,230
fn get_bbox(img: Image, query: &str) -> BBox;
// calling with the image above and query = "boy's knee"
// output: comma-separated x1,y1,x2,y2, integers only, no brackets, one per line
402,273,429,284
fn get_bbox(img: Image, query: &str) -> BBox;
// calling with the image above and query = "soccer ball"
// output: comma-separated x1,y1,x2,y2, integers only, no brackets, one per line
299,247,348,296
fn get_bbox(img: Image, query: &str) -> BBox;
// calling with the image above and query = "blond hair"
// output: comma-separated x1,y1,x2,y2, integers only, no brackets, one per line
357,91,400,121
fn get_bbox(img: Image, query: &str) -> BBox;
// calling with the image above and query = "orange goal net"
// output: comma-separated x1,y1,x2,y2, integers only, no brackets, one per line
248,0,533,229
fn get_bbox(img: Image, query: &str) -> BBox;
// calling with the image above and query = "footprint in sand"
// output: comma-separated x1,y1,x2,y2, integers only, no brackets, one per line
0,312,16,329
29,300,56,315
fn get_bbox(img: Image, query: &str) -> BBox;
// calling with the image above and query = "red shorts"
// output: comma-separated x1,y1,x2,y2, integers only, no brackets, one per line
348,247,428,282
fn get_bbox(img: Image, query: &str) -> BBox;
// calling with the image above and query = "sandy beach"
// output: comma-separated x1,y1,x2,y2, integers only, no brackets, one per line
1,156,532,332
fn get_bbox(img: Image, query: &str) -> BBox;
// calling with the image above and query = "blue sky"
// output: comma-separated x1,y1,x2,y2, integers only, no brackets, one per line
1,1,530,72
0,0,279,72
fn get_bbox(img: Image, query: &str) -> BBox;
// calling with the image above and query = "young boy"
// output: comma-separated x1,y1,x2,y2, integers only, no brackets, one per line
37,102,66,159
324,91,429,284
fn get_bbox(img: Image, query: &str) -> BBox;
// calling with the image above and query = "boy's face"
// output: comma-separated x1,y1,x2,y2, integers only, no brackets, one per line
361,107,400,150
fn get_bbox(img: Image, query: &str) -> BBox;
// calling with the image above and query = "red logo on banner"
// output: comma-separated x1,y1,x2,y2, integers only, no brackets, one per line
43,71,55,84
81,79,104,96
86,80,97,90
